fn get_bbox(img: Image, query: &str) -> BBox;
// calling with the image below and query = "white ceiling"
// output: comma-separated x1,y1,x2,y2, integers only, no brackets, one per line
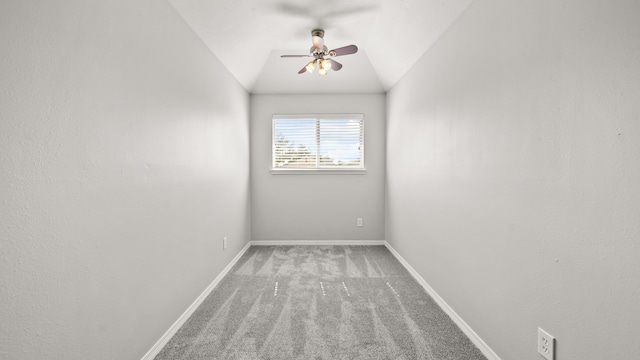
168,0,473,94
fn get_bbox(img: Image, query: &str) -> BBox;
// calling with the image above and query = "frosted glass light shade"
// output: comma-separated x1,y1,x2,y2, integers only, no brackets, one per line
305,60,316,73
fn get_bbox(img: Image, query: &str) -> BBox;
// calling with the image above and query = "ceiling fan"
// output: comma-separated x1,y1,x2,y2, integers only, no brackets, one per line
281,29,358,76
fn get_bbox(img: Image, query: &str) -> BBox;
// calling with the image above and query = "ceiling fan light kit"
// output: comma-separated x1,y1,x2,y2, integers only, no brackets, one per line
282,29,358,76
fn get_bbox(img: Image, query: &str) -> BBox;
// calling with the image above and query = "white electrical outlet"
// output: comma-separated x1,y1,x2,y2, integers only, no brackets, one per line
357,218,363,227
537,328,555,360
223,236,228,250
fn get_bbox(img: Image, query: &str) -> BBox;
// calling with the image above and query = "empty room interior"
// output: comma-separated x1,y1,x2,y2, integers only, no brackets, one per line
2,0,639,359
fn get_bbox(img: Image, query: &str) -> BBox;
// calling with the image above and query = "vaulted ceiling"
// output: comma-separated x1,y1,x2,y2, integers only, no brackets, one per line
168,0,473,94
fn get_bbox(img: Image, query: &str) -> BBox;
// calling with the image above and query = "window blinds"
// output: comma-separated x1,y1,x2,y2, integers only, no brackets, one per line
273,114,364,169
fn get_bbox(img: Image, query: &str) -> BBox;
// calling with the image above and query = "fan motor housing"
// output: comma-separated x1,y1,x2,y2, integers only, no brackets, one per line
310,45,328,56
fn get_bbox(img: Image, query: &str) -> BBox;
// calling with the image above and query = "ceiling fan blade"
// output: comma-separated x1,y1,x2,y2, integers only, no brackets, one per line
322,6,377,18
281,54,310,58
329,45,358,57
298,65,308,74
328,59,343,71
277,3,311,17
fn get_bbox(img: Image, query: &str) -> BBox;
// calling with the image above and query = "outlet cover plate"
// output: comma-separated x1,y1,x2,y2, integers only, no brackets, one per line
537,327,555,360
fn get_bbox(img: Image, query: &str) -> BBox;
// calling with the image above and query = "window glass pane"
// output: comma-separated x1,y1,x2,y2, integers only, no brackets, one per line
319,119,362,167
274,119,317,168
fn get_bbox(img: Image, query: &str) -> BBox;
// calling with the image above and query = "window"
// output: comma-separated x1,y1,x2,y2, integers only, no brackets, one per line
272,114,365,174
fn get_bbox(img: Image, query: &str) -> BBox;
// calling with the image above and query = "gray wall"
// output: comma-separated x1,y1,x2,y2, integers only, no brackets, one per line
386,0,640,359
0,1,250,359
251,94,385,241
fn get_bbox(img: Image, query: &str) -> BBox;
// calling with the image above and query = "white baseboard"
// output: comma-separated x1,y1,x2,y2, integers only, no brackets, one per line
140,241,252,360
250,240,386,246
384,242,502,360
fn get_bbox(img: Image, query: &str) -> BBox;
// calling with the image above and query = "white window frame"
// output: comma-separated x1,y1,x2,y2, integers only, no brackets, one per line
271,114,366,175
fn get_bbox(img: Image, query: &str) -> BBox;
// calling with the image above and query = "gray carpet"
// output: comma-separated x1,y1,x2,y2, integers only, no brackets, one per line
155,245,487,360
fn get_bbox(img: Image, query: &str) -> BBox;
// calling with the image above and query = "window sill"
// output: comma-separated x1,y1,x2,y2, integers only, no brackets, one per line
270,168,367,175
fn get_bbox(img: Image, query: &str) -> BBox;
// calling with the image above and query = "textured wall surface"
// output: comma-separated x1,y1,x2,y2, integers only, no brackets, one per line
386,0,640,359
251,94,385,241
0,1,250,359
